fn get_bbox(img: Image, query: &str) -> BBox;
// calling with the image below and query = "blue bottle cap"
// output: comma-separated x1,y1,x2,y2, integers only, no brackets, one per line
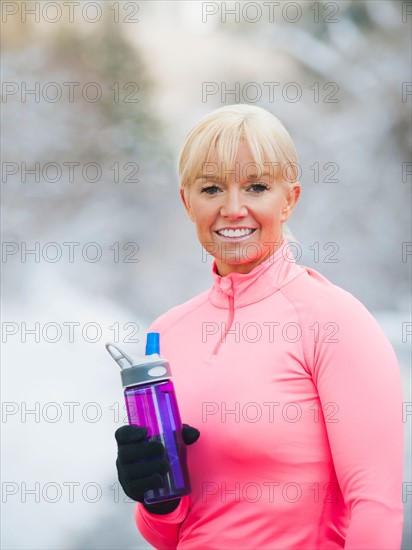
145,332,160,355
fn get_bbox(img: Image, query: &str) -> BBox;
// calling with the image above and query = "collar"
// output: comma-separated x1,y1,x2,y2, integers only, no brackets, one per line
209,239,305,308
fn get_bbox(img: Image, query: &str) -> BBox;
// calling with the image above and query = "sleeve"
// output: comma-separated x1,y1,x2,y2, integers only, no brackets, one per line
134,496,190,550
307,290,404,550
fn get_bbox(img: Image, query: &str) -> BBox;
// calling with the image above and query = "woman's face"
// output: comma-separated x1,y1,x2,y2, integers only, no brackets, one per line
180,140,300,276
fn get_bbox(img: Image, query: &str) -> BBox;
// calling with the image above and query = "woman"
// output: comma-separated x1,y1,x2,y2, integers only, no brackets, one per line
115,104,404,549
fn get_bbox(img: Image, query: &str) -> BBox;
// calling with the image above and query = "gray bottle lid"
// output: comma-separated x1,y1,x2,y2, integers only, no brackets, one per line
105,342,172,388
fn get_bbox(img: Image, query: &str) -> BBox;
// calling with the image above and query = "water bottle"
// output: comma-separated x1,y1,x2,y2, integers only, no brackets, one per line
105,332,191,504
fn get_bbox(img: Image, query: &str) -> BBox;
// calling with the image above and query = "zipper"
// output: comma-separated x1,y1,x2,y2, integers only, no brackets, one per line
210,294,235,358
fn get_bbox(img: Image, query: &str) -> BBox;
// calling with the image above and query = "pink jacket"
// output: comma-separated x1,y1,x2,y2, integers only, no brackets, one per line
135,239,404,549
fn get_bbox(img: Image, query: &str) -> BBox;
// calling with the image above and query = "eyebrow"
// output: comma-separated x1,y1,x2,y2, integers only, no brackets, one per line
195,172,273,183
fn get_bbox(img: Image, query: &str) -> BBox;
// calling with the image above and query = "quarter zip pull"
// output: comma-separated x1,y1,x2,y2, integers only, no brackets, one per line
210,294,235,358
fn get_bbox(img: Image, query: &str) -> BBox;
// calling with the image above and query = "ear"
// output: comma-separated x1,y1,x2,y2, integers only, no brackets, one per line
281,183,301,222
180,187,195,223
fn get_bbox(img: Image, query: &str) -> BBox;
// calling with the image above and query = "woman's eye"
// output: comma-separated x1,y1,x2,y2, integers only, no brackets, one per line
201,185,220,195
249,183,269,193
200,183,269,195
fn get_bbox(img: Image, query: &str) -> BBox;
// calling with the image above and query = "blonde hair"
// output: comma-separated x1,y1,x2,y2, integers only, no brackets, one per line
177,103,300,244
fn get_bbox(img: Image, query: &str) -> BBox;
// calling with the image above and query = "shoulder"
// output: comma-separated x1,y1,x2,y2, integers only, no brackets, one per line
281,264,390,348
283,265,397,380
288,264,395,359
283,264,373,320
148,288,210,336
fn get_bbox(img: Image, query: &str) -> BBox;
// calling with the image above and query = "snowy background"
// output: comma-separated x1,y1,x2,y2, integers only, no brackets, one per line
1,1,411,549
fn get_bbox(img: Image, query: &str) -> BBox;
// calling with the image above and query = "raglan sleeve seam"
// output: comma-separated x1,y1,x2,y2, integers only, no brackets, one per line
279,287,315,377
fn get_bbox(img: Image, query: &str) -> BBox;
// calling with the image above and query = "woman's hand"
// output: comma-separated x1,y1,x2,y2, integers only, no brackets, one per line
114,423,200,514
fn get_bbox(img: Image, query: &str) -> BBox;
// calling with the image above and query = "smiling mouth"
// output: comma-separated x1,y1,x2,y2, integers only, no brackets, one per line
215,228,257,238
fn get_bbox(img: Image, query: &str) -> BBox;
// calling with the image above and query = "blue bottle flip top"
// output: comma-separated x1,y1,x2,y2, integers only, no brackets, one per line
145,332,160,355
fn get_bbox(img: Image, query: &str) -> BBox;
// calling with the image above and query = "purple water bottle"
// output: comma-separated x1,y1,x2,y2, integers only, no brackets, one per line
106,333,191,504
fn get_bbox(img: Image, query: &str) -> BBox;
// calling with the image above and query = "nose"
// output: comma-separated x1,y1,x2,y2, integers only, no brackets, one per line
220,189,248,219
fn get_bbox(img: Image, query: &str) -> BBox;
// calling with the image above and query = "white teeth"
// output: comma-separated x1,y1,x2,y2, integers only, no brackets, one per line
217,228,255,238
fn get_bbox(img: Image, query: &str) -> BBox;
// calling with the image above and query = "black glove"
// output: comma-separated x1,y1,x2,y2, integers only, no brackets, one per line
115,423,200,515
